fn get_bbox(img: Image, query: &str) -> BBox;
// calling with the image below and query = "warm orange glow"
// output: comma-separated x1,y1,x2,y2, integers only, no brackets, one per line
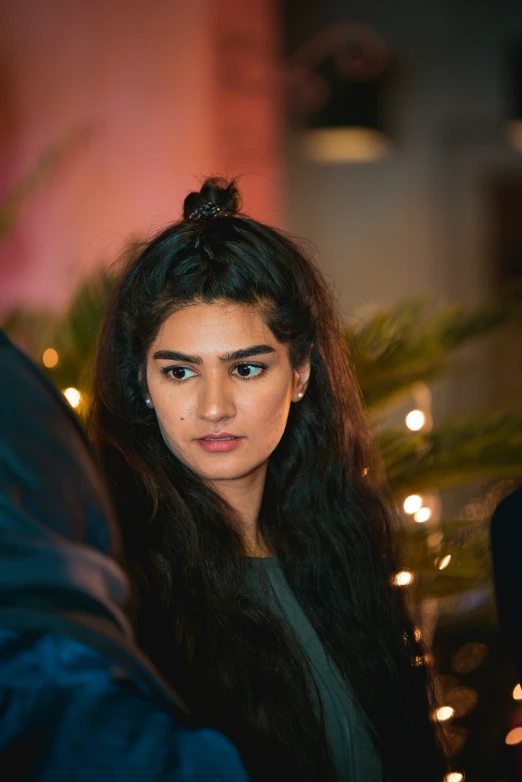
506,727,522,745
444,773,464,782
302,127,391,163
393,570,414,587
403,495,422,515
513,684,522,701
406,410,425,431
434,706,454,722
42,348,59,368
63,387,81,409
414,507,431,523
438,555,452,571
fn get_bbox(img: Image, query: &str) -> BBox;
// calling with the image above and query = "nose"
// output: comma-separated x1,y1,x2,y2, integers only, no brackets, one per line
196,375,236,423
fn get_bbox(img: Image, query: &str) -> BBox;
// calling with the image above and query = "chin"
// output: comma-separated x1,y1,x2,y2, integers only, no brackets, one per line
197,467,252,482
191,459,267,483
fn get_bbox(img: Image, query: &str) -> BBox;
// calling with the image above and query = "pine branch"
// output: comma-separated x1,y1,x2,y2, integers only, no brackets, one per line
346,297,518,412
398,518,492,599
379,410,522,496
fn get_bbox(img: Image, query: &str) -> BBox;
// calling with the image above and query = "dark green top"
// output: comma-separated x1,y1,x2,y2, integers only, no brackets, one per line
247,556,383,782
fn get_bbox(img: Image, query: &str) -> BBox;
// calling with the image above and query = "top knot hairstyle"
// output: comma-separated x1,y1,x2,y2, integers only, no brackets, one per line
183,176,241,221
88,177,445,782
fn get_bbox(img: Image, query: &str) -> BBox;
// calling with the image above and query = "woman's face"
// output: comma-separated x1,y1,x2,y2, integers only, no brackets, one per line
145,300,309,485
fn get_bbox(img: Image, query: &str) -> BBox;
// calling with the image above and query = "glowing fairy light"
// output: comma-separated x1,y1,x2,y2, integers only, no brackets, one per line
405,410,426,431
414,507,431,523
42,348,59,368
438,555,452,571
403,495,423,515
506,727,522,745
444,773,464,782
414,627,422,642
434,706,454,722
63,387,81,409
393,570,414,587
513,684,522,700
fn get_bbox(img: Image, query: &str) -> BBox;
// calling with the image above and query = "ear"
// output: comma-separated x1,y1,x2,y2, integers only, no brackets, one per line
138,364,154,409
292,355,311,403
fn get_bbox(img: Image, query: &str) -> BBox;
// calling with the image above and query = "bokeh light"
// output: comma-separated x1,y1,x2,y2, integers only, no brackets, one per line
403,495,423,515
392,570,414,587
42,348,59,368
414,507,431,523
405,409,426,431
452,643,488,674
506,727,522,745
63,387,81,408
434,706,455,722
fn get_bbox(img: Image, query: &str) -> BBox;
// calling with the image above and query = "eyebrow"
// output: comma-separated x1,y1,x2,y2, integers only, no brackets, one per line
153,344,276,365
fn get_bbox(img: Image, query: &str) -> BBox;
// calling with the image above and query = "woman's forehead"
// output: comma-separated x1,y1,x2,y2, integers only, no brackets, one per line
151,301,281,355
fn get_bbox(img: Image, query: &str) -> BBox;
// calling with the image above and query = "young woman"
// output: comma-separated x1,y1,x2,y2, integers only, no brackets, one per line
88,178,445,782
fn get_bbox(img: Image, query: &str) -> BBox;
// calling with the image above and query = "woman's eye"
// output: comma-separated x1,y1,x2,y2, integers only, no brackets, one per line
233,364,265,379
162,366,196,381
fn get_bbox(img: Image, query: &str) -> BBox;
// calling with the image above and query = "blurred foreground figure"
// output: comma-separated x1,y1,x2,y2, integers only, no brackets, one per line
0,332,248,782
491,486,522,680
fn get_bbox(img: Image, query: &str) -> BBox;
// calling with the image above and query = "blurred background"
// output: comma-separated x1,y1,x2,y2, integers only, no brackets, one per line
2,1,522,780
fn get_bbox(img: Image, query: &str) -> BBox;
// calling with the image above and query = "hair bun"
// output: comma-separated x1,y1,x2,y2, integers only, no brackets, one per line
183,177,241,222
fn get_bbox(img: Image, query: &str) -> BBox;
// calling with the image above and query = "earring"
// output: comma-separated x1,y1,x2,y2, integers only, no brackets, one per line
297,392,304,400
145,396,153,408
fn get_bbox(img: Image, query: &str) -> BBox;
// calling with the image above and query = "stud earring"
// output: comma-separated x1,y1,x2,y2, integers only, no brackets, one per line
297,392,304,400
145,396,153,408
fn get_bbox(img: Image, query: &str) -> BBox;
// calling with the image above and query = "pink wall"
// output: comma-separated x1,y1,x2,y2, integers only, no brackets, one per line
0,0,281,311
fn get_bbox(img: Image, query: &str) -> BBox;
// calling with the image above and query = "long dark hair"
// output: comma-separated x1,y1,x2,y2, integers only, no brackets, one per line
88,178,445,781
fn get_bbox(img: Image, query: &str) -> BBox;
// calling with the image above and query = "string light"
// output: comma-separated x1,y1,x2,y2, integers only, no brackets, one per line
513,684,522,700
414,507,431,523
405,410,426,431
42,348,59,368
414,627,422,642
403,495,423,515
438,555,452,571
63,387,81,409
506,727,522,745
392,570,414,587
434,706,454,722
444,773,464,782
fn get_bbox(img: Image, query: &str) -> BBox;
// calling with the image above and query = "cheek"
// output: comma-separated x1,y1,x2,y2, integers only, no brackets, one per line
149,386,193,443
244,383,293,438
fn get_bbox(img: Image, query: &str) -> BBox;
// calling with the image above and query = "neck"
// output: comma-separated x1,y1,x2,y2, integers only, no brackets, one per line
211,462,272,557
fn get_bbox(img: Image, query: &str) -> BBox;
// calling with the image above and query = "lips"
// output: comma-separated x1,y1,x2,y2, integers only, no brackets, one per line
197,433,240,441
195,433,244,452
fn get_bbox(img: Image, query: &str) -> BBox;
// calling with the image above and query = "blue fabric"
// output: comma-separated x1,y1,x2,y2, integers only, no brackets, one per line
0,331,128,620
0,628,248,782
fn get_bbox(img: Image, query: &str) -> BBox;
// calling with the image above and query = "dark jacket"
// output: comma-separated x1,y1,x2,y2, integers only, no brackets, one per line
0,331,248,781
490,486,522,682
